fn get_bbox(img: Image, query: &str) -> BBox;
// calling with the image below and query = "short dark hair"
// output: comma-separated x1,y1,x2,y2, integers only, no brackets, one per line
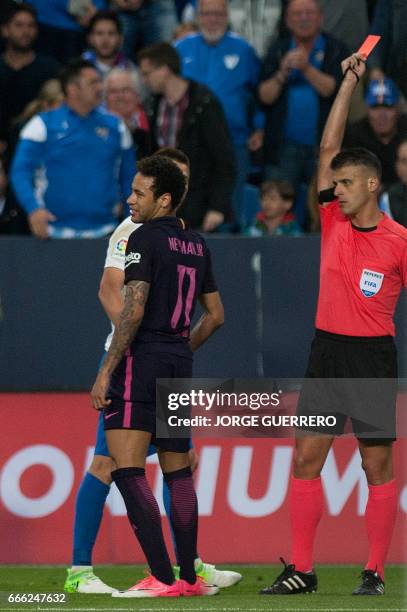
3,2,37,25
87,10,122,35
261,179,295,202
59,58,97,95
138,155,186,210
331,147,382,180
153,147,190,168
137,43,181,75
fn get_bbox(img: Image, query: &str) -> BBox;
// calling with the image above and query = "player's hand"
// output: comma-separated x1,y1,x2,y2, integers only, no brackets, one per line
282,47,309,72
202,210,224,232
188,447,199,472
248,129,264,152
341,52,367,81
29,208,56,239
91,372,112,410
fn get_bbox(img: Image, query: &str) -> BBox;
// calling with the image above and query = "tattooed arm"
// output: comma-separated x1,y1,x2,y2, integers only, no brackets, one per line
101,280,150,375
91,280,150,409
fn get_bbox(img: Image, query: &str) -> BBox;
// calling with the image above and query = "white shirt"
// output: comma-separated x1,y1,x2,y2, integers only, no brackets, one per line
103,217,141,351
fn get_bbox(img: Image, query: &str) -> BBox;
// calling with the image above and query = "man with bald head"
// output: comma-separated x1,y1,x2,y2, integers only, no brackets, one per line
175,0,264,229
259,0,348,206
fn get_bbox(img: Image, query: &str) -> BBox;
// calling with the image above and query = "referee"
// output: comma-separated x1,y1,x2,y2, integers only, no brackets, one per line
262,52,407,596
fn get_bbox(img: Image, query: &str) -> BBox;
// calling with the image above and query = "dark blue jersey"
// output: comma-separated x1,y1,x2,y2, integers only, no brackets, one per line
124,216,217,356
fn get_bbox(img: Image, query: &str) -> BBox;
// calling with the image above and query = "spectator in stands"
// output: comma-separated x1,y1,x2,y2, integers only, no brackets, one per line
0,3,59,155
105,68,149,158
368,0,407,99
83,10,136,79
181,0,283,57
27,0,108,63
112,0,178,62
245,179,302,236
175,0,264,229
344,79,407,189
11,58,135,239
0,79,64,235
258,0,347,192
380,139,407,228
138,42,235,231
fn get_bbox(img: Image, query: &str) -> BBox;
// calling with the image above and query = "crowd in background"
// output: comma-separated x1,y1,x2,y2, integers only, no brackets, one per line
0,0,406,239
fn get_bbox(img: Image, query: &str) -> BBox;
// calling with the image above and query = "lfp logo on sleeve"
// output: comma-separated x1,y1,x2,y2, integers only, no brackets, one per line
360,268,384,297
114,238,128,256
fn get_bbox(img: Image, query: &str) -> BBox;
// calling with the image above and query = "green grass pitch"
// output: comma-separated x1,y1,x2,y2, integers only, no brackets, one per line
0,565,405,611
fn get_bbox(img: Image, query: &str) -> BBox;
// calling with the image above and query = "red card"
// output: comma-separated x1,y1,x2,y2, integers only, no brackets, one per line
358,35,381,58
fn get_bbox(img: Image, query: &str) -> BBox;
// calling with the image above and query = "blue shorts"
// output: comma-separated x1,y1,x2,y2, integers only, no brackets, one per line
94,411,161,457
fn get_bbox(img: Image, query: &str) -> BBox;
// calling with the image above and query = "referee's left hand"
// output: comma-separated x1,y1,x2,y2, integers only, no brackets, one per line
91,372,112,410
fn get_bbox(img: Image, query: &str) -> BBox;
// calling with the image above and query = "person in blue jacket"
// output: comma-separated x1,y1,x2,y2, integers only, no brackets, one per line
11,58,135,239
175,0,264,229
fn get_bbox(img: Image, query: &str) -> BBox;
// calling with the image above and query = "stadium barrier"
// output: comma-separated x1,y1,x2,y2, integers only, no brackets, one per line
0,236,406,390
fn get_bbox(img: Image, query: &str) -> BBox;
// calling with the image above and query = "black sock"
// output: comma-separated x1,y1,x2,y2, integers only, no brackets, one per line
164,467,198,585
112,467,174,585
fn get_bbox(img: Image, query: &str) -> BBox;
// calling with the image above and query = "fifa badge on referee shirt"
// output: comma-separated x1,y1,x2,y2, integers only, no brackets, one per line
360,268,384,297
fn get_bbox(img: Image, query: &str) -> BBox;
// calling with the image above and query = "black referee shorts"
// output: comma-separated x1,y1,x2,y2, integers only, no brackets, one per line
297,329,398,440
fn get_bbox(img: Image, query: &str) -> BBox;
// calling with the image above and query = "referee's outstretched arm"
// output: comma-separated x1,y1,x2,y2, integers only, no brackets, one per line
318,52,367,194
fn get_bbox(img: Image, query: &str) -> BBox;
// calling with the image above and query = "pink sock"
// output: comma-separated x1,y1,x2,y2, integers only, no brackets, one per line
290,476,323,573
365,479,398,580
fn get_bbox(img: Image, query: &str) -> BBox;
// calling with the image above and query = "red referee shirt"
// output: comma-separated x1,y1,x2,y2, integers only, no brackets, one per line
316,193,407,337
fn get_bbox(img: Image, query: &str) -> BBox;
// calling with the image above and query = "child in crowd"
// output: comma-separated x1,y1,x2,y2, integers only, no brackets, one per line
245,180,303,236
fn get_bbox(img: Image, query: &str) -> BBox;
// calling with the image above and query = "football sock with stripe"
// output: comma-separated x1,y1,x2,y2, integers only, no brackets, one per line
162,478,199,566
290,476,323,573
72,472,110,566
164,467,198,584
112,467,174,585
365,479,397,580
